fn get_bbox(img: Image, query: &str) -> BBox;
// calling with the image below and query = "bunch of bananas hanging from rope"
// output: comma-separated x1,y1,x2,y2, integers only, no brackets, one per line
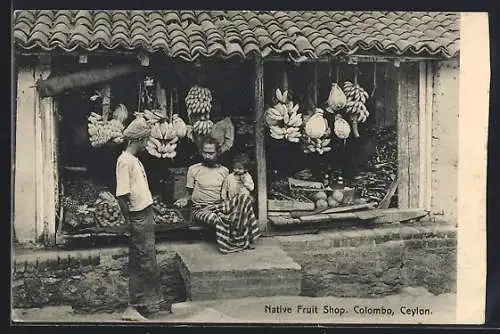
146,121,180,159
185,85,212,116
343,81,370,123
184,85,215,137
193,118,214,136
87,112,125,147
265,88,303,143
302,136,332,155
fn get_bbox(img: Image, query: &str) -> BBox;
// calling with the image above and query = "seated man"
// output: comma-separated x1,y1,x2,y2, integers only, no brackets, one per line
174,138,260,254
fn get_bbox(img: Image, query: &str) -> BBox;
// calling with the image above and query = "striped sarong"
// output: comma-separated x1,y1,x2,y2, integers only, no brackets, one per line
192,194,261,254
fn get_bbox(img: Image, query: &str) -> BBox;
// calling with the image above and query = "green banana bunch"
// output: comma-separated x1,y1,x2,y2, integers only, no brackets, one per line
302,136,332,155
343,81,370,123
193,120,214,135
88,113,124,147
266,87,303,143
343,81,370,104
185,85,213,116
146,136,179,159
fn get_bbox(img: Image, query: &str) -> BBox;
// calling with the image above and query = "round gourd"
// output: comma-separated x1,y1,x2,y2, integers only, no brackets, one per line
312,191,328,201
334,117,351,139
327,196,339,208
304,109,327,139
328,83,347,111
332,189,344,203
316,199,328,210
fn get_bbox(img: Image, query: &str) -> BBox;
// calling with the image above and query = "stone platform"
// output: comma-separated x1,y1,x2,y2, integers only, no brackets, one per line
172,238,302,301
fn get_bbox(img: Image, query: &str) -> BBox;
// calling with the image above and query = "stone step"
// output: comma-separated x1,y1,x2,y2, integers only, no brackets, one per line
172,238,302,301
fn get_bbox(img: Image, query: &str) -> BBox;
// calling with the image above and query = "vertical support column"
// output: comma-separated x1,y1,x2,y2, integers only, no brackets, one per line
34,64,48,244
418,61,434,210
397,64,409,208
418,62,427,208
14,65,38,243
35,59,57,245
254,55,268,233
311,63,318,108
424,62,434,211
40,91,57,245
397,62,420,209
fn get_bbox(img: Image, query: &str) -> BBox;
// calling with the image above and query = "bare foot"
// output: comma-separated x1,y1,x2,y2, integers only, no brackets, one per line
122,307,148,321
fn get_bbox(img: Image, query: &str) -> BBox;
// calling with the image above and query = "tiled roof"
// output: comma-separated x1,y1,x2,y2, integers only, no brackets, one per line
13,10,460,61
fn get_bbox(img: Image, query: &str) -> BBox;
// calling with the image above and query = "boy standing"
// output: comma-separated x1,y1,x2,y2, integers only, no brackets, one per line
116,117,162,321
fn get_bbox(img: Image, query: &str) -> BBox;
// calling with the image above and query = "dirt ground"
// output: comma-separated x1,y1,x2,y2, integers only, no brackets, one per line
13,287,456,325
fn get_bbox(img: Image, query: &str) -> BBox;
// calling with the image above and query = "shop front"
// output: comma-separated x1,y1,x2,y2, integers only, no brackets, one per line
12,10,460,247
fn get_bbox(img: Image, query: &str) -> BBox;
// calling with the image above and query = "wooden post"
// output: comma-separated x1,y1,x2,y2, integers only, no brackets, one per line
418,62,427,209
33,62,55,244
418,61,435,210
424,62,434,211
14,65,38,243
397,62,420,209
254,55,268,233
40,92,57,245
396,66,409,208
312,63,318,108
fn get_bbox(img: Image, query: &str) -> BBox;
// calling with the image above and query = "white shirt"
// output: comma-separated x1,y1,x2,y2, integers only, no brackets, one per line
115,151,153,212
186,163,229,206
222,172,254,200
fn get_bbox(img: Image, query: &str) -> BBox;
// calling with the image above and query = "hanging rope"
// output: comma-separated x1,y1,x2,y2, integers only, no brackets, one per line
328,59,333,83
370,63,377,98
137,81,142,114
169,89,174,123
353,66,359,85
336,65,340,84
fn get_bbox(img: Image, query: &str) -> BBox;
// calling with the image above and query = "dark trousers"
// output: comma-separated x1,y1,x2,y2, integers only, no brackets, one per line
128,206,162,314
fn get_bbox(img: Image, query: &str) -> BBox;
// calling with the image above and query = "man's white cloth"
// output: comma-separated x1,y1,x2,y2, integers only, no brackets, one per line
186,163,229,206
116,151,153,212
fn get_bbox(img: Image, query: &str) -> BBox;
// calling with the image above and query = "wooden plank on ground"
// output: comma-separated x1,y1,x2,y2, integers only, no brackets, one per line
269,208,428,226
267,199,315,212
356,208,428,223
378,178,399,209
322,203,377,214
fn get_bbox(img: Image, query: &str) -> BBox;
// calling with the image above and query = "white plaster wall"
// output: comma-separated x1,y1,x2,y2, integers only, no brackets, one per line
431,59,459,224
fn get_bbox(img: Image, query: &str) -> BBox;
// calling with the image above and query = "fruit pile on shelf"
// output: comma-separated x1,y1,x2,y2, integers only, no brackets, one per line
61,179,106,232
352,126,398,203
152,196,185,226
267,126,397,209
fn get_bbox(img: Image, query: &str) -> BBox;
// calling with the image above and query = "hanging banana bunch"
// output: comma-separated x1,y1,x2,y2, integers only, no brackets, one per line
185,85,212,117
146,121,179,159
184,84,215,137
192,119,214,136
87,111,126,147
142,109,164,124
302,136,332,155
265,88,303,143
343,67,370,137
171,88,187,139
172,114,187,138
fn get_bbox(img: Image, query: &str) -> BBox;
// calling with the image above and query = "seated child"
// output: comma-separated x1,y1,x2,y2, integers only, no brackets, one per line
222,154,255,201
